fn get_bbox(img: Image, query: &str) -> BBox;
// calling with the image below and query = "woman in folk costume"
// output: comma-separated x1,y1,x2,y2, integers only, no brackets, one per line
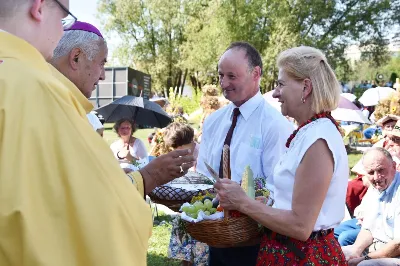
215,46,348,265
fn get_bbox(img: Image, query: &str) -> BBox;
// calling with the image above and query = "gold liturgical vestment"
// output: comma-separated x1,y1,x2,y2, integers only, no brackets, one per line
0,31,152,266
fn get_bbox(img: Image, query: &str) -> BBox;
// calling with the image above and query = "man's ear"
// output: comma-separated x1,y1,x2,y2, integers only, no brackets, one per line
252,66,262,81
69,48,82,70
29,0,46,22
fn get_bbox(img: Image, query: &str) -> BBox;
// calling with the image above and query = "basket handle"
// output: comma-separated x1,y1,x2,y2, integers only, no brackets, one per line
222,144,230,222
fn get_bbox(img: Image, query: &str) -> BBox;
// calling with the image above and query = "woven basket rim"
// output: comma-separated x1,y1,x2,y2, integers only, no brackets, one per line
183,215,261,247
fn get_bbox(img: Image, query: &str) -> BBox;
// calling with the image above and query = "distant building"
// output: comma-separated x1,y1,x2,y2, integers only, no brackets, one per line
90,67,151,108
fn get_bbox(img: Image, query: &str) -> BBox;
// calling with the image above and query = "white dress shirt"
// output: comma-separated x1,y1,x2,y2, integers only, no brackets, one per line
362,172,400,243
273,118,349,231
196,92,294,191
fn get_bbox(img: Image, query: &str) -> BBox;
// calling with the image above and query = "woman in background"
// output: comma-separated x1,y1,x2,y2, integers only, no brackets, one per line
110,118,148,169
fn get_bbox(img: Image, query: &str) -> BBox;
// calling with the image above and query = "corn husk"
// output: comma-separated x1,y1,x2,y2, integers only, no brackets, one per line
222,145,230,179
241,166,255,199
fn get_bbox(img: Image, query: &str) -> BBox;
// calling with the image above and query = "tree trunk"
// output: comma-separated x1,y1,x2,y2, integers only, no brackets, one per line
179,68,188,97
173,70,182,97
166,76,173,97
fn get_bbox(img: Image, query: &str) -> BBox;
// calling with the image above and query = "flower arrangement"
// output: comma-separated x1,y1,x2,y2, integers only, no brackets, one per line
374,91,400,121
150,129,171,157
202,84,219,97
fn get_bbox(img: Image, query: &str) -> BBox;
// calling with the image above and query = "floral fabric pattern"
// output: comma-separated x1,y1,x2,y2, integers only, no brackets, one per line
257,231,348,266
168,216,209,265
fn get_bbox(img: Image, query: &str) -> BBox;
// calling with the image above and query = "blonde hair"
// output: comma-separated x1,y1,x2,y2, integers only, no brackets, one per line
277,46,341,113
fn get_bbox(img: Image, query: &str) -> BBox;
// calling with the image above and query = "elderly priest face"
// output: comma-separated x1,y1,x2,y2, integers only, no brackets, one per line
51,21,108,98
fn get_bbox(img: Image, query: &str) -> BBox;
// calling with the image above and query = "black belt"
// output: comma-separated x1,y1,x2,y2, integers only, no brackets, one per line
263,228,333,260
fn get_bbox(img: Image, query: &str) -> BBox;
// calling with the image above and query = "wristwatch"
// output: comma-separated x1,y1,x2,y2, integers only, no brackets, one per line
364,255,372,260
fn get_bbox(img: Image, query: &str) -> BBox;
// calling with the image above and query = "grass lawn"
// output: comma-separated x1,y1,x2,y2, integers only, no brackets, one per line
347,148,363,179
147,212,181,266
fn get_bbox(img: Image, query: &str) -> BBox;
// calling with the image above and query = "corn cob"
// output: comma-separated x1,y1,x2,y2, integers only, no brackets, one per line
241,166,255,199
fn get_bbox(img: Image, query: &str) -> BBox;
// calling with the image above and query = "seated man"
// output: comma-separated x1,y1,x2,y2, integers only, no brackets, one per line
348,114,400,215
342,147,400,265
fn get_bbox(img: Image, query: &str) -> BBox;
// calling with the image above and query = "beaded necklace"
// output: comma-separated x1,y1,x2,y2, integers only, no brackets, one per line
286,112,340,148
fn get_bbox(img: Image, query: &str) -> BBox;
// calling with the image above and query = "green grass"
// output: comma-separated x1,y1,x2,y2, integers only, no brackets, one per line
147,211,181,266
347,148,363,179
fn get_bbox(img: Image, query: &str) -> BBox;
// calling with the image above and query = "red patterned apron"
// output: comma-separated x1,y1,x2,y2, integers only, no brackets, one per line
257,229,348,266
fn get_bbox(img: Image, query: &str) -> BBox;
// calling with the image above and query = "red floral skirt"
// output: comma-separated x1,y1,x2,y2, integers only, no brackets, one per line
257,229,348,266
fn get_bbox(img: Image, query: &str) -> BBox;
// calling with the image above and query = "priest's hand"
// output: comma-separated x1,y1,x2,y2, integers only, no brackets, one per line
140,149,195,195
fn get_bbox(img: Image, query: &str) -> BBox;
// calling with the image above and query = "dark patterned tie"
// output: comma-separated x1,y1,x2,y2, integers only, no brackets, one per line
219,108,241,178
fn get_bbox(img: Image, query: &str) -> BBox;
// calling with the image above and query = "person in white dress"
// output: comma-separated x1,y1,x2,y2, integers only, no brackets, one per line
215,46,349,265
110,118,148,169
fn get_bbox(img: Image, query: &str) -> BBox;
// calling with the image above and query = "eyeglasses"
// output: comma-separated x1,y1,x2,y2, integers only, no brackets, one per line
53,0,78,30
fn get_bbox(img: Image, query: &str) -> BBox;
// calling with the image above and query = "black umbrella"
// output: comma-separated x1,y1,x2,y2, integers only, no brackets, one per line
95,95,172,128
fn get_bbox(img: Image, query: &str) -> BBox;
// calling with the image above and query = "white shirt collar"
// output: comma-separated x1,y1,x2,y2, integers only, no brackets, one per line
230,91,263,121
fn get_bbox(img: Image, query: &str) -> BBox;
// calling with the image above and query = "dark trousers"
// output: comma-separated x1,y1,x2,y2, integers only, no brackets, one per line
208,244,260,266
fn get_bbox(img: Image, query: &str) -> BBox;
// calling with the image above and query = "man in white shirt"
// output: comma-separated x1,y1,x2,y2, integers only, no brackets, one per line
196,42,293,266
343,147,400,265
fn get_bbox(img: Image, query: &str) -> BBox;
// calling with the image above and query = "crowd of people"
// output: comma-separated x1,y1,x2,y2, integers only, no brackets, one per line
1,1,400,266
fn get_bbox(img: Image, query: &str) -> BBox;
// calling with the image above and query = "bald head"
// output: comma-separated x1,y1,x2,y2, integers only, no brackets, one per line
0,0,66,60
362,147,397,192
0,0,25,19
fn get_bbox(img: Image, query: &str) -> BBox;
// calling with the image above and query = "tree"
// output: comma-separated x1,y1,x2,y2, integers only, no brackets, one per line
98,0,397,92
98,0,188,93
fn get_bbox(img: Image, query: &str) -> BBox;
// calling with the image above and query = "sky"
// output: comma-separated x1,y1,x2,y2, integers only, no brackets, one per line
70,0,99,30
69,0,120,57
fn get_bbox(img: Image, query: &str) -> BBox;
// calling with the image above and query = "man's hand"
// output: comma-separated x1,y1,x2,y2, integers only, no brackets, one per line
342,245,363,261
348,256,365,266
140,149,195,194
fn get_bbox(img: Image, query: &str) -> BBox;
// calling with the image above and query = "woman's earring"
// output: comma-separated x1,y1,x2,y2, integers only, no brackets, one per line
301,87,306,103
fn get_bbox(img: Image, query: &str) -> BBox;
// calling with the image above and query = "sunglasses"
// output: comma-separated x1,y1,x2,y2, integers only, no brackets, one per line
53,0,78,30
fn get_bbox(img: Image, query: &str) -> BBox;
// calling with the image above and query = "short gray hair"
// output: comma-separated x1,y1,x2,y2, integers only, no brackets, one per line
362,147,393,164
53,30,106,61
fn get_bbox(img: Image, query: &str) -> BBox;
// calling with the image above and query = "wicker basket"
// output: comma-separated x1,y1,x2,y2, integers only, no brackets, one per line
183,145,261,247
148,182,214,211
184,215,261,247
148,186,199,211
